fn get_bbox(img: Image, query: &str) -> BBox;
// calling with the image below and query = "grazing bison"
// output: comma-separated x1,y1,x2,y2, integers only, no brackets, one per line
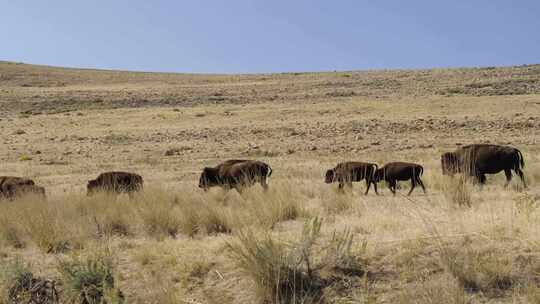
441,144,526,187
325,162,379,195
199,159,272,192
87,171,144,196
0,176,46,200
373,162,426,196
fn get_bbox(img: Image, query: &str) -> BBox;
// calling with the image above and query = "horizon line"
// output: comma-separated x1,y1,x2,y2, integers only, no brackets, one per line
1,59,539,76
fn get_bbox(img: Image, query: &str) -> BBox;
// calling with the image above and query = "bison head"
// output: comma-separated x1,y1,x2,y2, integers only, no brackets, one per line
324,169,335,183
199,167,218,191
441,152,459,175
87,179,99,196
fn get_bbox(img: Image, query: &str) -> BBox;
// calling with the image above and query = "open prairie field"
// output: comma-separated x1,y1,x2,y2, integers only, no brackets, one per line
1,61,540,303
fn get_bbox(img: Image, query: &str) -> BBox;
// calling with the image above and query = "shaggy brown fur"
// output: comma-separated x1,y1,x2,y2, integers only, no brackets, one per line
199,159,272,192
325,162,379,195
441,144,526,187
0,176,45,200
87,171,144,196
373,162,426,196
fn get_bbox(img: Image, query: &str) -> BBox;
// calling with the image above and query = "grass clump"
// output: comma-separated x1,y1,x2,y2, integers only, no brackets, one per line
20,204,74,253
227,218,363,303
81,195,134,238
57,248,123,304
243,185,308,229
137,194,182,239
1,259,59,304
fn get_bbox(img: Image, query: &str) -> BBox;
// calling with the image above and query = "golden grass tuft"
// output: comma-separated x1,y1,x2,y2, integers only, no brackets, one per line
227,218,363,303
57,246,123,304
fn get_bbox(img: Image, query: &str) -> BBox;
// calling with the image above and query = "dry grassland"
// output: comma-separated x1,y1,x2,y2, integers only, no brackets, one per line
0,61,540,303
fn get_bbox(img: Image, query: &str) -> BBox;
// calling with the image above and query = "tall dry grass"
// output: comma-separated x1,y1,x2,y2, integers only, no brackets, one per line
0,174,538,303
227,218,364,303
0,183,309,252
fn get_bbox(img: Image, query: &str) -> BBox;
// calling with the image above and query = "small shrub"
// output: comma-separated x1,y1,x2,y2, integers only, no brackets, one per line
1,260,59,304
18,155,32,161
58,248,123,304
227,228,316,303
227,218,363,303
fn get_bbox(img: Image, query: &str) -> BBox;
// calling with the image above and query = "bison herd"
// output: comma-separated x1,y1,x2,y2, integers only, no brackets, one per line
0,144,528,201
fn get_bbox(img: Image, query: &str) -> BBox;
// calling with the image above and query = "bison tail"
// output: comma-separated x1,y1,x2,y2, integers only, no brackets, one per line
266,166,273,178
419,166,424,177
371,164,378,177
517,149,525,169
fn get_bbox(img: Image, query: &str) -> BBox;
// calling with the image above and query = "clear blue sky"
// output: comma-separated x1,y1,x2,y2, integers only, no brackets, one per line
2,1,539,73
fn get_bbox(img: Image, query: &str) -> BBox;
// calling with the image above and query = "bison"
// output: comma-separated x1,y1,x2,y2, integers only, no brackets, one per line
198,159,272,192
0,176,46,200
373,162,426,195
87,171,144,196
325,162,379,195
441,144,526,187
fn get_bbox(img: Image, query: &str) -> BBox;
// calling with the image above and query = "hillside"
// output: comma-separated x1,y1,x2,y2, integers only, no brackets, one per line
0,61,539,303
1,61,540,115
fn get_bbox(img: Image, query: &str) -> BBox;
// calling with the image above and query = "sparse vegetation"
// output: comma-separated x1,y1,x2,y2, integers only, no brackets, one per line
227,218,364,303
0,62,539,302
0,259,58,304
57,247,123,304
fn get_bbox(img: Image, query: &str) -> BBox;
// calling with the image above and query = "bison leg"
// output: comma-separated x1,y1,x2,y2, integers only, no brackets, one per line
417,177,426,194
504,169,513,188
364,179,371,195
479,174,487,185
472,174,486,186
373,181,379,195
407,179,416,196
337,180,345,193
388,181,396,195
260,177,269,191
514,168,527,188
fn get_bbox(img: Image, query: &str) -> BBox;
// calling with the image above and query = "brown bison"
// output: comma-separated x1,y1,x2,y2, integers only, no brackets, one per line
198,159,272,192
325,162,379,195
87,171,144,196
0,176,46,200
373,162,426,195
441,144,526,187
